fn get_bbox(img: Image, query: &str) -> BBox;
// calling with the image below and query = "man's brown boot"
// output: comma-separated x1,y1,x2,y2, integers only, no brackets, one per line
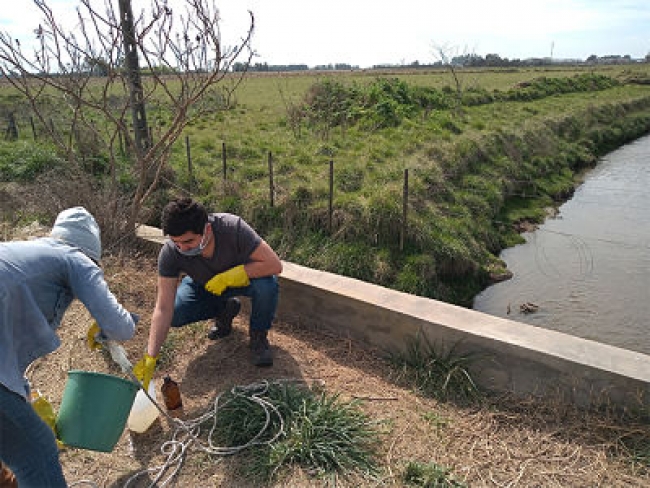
207,297,241,340
249,329,273,367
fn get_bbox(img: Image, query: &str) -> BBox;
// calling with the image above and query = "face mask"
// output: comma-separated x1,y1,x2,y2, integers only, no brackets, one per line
176,226,211,257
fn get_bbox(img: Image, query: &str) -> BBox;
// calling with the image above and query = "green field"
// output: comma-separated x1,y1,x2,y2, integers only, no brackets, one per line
2,63,650,305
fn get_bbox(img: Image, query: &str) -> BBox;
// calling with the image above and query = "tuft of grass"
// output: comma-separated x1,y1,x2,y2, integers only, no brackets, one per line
622,436,650,471
402,460,467,487
387,334,482,404
209,381,381,482
420,411,449,436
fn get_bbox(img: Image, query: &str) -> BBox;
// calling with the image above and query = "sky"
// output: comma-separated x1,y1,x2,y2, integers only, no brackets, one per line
0,0,648,68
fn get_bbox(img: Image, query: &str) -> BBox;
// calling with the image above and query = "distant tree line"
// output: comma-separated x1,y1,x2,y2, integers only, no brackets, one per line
8,52,645,80
13,53,645,80
232,62,358,72
233,53,648,73
448,53,640,67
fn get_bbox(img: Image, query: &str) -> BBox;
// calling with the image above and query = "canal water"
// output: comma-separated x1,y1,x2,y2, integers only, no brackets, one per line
473,134,650,355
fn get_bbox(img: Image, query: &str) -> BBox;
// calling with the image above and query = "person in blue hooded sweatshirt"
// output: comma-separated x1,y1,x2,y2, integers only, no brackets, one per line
0,207,139,488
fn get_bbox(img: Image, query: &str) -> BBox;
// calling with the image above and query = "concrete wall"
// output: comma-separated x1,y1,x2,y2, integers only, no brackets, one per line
136,225,650,409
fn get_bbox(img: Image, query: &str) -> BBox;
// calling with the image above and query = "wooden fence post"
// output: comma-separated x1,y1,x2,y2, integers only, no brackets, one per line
30,116,37,140
268,151,274,207
222,141,227,180
185,135,193,196
5,113,17,140
401,168,409,251
329,160,334,233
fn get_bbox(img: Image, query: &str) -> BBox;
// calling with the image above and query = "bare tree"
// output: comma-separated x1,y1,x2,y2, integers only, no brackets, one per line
0,0,254,240
276,80,305,139
433,44,465,117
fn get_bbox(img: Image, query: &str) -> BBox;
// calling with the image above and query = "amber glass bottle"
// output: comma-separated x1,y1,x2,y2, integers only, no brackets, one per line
161,375,183,416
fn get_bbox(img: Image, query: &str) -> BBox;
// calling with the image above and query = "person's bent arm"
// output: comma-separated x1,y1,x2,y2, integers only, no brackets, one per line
147,275,178,358
205,240,282,297
70,258,137,341
244,240,282,278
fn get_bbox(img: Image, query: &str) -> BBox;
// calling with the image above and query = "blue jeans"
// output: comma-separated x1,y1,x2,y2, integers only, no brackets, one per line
0,384,67,487
171,275,279,331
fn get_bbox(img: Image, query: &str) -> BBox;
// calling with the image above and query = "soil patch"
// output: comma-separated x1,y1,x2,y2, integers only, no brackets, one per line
23,255,650,487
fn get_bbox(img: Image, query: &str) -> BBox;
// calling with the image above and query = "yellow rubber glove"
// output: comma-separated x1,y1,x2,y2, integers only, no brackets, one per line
31,391,64,448
205,265,250,296
132,353,158,390
86,321,102,350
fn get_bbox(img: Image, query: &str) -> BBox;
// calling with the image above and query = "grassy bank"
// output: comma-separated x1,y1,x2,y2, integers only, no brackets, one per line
2,64,650,305
171,65,650,305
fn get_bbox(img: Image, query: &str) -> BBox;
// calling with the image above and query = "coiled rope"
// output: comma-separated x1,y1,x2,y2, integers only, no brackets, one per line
101,340,315,487
122,379,293,487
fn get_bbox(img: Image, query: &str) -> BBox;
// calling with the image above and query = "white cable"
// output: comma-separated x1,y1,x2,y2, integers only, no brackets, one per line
96,340,317,487
68,481,98,487
122,379,307,488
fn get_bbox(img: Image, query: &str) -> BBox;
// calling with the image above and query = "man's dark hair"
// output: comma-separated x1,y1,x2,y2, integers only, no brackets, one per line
161,197,208,236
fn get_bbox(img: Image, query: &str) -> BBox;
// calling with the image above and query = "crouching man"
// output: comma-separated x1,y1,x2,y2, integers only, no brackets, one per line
133,198,282,389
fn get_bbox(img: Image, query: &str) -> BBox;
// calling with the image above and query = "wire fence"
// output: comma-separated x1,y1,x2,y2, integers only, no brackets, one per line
4,112,649,253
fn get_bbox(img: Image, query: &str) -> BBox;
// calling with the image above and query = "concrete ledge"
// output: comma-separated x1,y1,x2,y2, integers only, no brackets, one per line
136,225,650,409
279,262,650,408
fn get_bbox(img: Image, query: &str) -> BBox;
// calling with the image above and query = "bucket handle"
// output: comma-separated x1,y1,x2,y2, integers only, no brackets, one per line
100,340,180,424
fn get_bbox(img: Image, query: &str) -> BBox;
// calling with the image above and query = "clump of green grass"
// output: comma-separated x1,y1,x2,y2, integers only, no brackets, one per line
210,381,381,482
388,334,482,404
402,460,467,487
622,435,650,471
0,140,63,182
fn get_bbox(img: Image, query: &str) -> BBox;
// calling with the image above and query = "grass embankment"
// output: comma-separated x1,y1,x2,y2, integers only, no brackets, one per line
154,65,650,305
2,64,650,305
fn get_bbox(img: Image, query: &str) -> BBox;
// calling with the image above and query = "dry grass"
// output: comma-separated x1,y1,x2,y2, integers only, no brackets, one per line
0,214,650,487
8,235,650,487
3,65,650,486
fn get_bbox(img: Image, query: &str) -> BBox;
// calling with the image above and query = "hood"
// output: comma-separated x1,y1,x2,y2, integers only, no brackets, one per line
50,207,102,262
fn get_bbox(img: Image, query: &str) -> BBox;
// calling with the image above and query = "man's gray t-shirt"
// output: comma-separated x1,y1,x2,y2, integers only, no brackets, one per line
158,213,261,285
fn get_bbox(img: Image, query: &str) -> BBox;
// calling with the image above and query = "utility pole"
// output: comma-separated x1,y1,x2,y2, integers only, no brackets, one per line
118,0,150,156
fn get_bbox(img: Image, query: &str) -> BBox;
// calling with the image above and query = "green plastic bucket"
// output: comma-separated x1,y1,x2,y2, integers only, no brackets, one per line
56,370,139,452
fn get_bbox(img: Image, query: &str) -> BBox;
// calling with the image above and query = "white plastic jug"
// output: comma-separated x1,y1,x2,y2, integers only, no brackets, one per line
127,380,159,433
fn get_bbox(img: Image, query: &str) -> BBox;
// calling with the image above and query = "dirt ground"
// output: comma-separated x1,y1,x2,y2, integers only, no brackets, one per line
19,250,650,487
